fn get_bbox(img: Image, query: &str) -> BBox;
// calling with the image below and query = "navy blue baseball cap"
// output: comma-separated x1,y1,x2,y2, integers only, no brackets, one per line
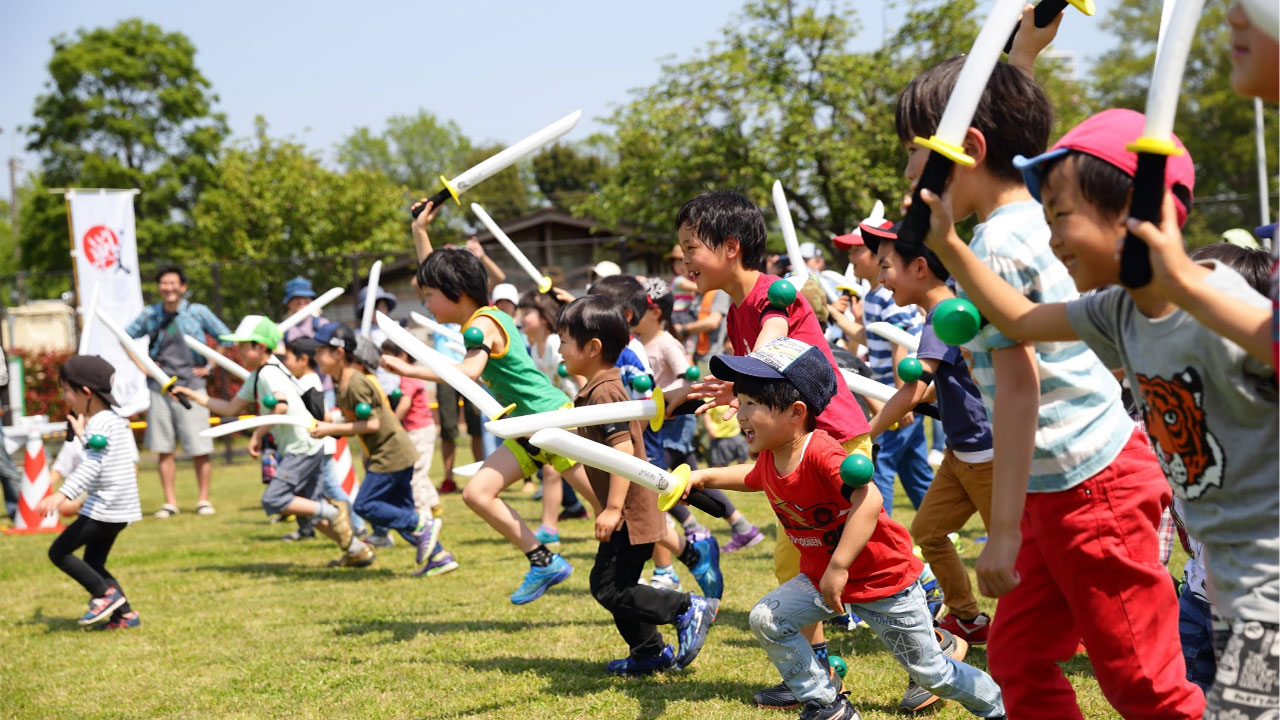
315,321,358,354
710,337,837,416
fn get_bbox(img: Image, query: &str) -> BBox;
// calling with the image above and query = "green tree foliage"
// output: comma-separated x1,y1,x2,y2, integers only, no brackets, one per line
337,110,471,197
531,142,611,212
1092,0,1277,245
23,19,227,274
188,118,406,319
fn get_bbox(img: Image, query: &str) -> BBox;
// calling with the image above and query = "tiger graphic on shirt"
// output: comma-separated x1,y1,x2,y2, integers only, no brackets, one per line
1135,366,1225,500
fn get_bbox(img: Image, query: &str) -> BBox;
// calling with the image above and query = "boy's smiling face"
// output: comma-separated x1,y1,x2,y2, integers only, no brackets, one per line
1040,156,1127,292
557,331,595,377
417,285,465,324
678,225,733,294
1227,2,1279,102
735,392,800,455
876,243,922,307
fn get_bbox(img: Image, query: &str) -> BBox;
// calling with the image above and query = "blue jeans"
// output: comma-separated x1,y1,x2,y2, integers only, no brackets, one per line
1178,591,1216,692
321,456,365,535
749,574,1004,716
873,419,933,515
352,467,418,532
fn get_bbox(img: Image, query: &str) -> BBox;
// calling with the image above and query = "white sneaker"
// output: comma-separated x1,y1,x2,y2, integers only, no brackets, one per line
647,571,682,592
153,504,179,519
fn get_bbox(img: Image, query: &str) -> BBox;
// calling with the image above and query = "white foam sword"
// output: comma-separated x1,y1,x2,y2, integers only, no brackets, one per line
95,308,192,409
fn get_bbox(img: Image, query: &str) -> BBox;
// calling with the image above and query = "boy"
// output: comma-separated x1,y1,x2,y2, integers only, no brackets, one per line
392,202,601,604
38,356,143,628
675,190,872,709
896,61,1204,717
841,220,932,515
308,322,448,575
920,108,1277,718
174,317,373,568
861,222,995,648
686,338,1005,720
559,295,716,675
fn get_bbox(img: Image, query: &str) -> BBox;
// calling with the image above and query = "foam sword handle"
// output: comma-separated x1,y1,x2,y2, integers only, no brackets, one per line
1118,152,1167,288
897,151,954,249
687,489,728,519
1004,0,1068,53
411,187,455,219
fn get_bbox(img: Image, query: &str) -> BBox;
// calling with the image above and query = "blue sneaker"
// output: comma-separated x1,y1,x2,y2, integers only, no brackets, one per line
78,586,126,626
673,595,714,669
534,527,560,548
687,532,723,600
510,555,573,605
605,645,676,676
415,517,443,566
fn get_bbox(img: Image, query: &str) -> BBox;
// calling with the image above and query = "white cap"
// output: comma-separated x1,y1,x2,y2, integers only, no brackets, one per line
1241,0,1278,41
491,283,519,305
591,261,621,278
799,242,820,259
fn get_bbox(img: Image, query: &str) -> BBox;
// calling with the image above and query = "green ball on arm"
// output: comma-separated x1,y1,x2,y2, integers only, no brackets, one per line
355,402,373,420
932,297,981,346
839,454,873,489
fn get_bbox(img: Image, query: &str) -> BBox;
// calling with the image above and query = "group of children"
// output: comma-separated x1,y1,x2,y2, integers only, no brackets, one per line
39,2,1277,718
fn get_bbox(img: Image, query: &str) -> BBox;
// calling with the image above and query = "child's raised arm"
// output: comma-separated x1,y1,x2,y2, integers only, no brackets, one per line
921,188,1077,342
410,199,442,263
1007,2,1065,77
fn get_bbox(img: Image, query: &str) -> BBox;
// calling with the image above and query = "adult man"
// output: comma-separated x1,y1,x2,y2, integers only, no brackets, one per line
126,266,231,518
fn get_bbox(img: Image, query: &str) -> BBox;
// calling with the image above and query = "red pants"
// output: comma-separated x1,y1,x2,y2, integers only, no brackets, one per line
987,430,1204,719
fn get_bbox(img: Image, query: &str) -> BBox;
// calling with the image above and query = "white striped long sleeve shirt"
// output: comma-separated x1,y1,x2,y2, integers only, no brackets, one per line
58,410,142,523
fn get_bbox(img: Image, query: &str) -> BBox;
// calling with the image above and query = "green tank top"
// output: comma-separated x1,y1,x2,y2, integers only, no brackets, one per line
466,307,569,416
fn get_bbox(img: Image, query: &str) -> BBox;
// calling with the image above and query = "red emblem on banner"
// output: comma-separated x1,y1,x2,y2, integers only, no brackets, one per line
82,225,121,270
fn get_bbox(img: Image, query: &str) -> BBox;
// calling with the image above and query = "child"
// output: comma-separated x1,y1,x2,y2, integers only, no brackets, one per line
395,203,601,604
38,356,143,628
896,59,1204,718
282,336,365,539
675,190,872,710
307,322,452,575
861,222,995,648
920,108,1277,717
703,404,748,468
559,295,716,675
380,340,458,577
687,338,1005,720
842,220,932,515
175,318,373,568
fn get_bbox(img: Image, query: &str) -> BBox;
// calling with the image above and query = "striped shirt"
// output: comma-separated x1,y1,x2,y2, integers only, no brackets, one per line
957,201,1133,493
58,410,142,523
862,286,922,385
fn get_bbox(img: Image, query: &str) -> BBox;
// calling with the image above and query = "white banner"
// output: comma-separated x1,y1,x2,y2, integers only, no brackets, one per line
68,190,149,417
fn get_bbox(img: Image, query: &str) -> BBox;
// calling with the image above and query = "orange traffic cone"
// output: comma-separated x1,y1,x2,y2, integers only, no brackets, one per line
329,411,360,504
5,432,62,534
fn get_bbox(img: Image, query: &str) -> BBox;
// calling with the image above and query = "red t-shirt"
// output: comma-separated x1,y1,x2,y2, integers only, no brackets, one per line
725,273,870,441
744,430,921,603
398,377,434,432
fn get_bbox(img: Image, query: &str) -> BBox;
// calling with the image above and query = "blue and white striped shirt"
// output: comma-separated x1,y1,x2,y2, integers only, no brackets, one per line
957,201,1133,493
862,286,922,385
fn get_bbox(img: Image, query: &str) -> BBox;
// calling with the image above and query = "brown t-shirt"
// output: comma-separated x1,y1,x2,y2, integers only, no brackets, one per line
338,371,418,473
574,367,664,545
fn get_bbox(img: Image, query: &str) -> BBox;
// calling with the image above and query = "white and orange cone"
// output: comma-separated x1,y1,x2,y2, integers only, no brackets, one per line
6,432,62,534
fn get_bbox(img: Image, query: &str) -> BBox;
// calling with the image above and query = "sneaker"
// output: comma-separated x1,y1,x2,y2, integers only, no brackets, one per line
557,504,588,521
799,694,860,720
328,545,376,568
606,645,677,676
195,501,216,515
269,512,289,525
328,501,354,550
440,477,458,494
531,485,544,500
936,612,990,646
648,569,682,592
79,587,126,626
365,532,395,548
414,550,460,577
899,628,968,712
415,517,443,566
510,555,573,605
722,525,765,553
687,532,723,600
281,529,315,542
937,626,968,661
153,504,179,519
104,610,140,630
754,665,844,710
673,595,714,669
534,527,561,552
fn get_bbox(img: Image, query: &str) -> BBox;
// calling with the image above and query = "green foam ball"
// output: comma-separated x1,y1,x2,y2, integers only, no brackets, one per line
557,362,569,378
389,388,403,401
840,454,873,488
87,434,108,451
767,279,797,310
684,366,701,381
463,327,486,350
829,655,848,679
933,298,981,346
897,357,924,383
631,374,654,393
261,394,278,410
355,402,373,420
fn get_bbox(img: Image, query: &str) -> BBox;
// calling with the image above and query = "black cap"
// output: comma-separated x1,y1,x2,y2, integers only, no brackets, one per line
60,355,120,407
287,336,322,356
709,337,837,417
315,322,358,354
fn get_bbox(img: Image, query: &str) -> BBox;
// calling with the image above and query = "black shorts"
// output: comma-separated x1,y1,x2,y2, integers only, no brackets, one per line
437,383,482,441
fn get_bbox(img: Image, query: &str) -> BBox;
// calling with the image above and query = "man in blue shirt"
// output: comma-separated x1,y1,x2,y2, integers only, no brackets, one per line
126,266,230,518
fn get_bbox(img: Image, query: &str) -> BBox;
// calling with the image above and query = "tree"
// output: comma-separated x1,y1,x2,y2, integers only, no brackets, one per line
23,19,227,272
188,118,407,319
1092,0,1278,245
337,110,472,197
531,142,611,211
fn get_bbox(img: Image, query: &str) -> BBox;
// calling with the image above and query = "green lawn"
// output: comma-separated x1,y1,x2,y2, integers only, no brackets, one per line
0,449,1138,719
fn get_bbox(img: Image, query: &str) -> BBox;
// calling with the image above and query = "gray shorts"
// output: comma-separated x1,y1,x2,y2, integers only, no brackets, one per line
710,436,749,467
261,451,325,515
145,390,213,456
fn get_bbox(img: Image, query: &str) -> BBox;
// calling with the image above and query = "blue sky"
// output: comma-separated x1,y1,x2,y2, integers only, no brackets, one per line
0,1,1114,199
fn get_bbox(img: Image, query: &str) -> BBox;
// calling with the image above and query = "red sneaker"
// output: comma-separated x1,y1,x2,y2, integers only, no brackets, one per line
937,612,990,646
440,477,458,493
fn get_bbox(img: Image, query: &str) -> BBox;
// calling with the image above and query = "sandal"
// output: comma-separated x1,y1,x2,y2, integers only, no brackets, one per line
195,501,216,516
154,504,179,519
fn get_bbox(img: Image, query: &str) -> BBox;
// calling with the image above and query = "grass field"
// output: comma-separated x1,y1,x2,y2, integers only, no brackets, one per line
0,448,1141,720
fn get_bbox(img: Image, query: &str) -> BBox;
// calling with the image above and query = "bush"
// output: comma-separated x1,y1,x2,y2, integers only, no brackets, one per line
9,346,74,419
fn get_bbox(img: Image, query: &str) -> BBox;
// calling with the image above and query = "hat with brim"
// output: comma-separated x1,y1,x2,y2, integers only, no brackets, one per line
60,355,120,408
857,221,900,255
357,286,398,315
709,337,837,417
220,315,282,350
287,336,322,356
283,277,317,305
833,231,863,250
315,321,358,355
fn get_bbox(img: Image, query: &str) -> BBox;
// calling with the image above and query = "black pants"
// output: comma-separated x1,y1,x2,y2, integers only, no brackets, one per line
590,523,690,659
48,516,132,611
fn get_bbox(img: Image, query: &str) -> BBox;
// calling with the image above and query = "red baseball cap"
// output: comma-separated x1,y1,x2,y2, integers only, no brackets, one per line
1013,108,1195,227
834,219,894,250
